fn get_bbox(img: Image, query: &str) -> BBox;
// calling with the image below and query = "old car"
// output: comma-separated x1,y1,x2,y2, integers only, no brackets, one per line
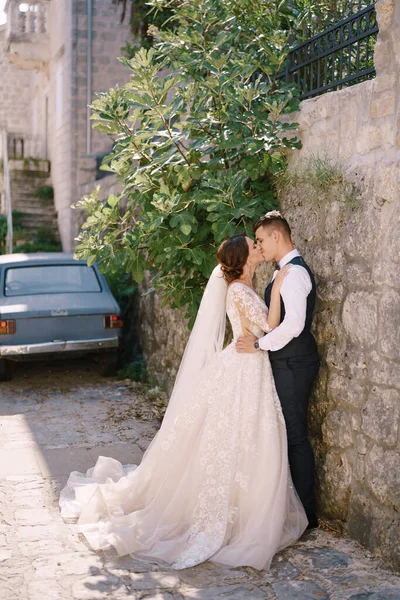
0,253,123,380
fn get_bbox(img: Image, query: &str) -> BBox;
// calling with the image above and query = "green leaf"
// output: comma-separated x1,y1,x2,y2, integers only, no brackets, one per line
107,194,120,208
74,0,304,324
180,223,192,235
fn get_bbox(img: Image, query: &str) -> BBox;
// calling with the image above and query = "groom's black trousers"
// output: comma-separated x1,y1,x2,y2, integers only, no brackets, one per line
270,354,320,523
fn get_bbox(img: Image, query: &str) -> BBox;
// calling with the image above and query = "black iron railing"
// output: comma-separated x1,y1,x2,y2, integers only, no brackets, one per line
280,1,378,99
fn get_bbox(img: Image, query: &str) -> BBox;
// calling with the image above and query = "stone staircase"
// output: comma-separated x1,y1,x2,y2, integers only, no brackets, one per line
9,159,59,244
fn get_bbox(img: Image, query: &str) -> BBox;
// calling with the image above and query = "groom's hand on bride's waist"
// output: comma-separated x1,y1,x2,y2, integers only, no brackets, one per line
236,329,258,353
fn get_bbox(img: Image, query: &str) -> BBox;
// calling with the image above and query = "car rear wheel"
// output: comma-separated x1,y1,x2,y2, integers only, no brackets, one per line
0,358,12,381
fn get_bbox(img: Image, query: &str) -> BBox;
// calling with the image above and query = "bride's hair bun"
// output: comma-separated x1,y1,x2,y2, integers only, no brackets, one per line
216,234,249,284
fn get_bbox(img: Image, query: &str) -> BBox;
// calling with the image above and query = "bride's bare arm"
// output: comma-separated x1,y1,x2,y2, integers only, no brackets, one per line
267,265,291,330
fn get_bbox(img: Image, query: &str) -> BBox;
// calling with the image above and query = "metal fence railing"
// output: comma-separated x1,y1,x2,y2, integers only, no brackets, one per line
280,1,378,100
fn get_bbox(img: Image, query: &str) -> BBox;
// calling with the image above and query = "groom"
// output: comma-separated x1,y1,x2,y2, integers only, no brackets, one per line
236,211,320,529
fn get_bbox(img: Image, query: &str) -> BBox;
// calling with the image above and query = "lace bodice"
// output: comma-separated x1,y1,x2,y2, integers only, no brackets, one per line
59,276,307,571
226,282,271,340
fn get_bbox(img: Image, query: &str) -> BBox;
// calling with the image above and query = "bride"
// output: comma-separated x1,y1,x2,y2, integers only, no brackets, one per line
60,233,308,570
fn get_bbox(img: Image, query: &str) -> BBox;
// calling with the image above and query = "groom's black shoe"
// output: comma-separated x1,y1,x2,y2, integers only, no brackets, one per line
306,516,319,530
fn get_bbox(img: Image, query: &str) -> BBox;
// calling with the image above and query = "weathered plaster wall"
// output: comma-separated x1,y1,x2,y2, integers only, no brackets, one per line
278,0,400,569
47,0,74,251
68,0,131,250
0,27,33,136
48,0,131,251
137,0,400,569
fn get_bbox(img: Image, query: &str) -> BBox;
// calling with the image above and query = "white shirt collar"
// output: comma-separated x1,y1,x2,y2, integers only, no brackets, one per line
278,249,301,269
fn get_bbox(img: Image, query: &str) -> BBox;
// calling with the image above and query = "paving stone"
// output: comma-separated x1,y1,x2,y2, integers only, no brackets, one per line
87,442,143,466
102,549,159,574
71,574,132,599
267,557,299,581
124,572,181,591
300,547,352,569
182,584,266,599
14,508,54,526
32,552,103,578
141,594,177,600
348,592,400,600
0,449,41,477
27,580,70,600
0,547,13,561
34,447,94,478
178,562,247,587
0,578,26,600
272,580,329,599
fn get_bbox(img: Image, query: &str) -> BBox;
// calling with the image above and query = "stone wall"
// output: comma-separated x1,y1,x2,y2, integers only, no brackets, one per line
276,0,400,570
137,0,400,569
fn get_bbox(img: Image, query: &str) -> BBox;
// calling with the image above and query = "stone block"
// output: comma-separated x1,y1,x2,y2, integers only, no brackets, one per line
27,580,68,600
87,442,143,465
14,508,53,526
327,372,366,410
322,409,353,448
372,74,397,94
0,448,41,477
175,585,266,599
396,115,400,148
375,0,395,32
299,547,352,569
367,352,400,390
313,307,342,353
372,260,400,288
379,289,400,358
343,199,384,262
317,450,352,520
324,334,348,372
346,262,373,287
373,162,399,203
34,447,94,478
100,31,117,42
362,387,399,446
392,28,400,67
371,92,396,119
356,122,395,154
311,248,346,281
347,486,399,570
342,292,378,348
385,201,400,263
273,581,328,600
318,279,345,303
323,200,344,239
354,433,369,455
365,445,400,508
298,98,326,128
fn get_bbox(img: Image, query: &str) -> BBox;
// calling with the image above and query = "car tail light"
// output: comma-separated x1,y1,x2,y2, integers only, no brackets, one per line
0,320,16,335
103,315,124,329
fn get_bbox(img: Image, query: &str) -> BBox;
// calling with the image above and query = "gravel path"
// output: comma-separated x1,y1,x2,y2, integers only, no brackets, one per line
0,358,399,600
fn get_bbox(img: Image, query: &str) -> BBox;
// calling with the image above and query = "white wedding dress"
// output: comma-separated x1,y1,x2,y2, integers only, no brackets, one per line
60,278,308,570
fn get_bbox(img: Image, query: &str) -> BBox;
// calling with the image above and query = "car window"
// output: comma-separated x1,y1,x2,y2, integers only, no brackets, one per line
4,265,102,296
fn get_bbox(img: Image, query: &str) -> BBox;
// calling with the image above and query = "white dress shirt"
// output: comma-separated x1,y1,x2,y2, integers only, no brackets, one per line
258,249,312,352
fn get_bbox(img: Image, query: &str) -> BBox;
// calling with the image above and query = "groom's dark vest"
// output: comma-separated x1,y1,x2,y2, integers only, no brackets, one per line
264,256,318,360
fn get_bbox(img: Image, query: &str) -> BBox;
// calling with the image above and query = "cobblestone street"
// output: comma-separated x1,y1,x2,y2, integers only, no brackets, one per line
0,359,399,600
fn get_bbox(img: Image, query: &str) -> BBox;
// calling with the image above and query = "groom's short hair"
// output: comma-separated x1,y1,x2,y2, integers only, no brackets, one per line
253,211,292,239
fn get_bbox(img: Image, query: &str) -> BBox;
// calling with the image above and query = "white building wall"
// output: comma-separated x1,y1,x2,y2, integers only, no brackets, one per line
0,27,33,138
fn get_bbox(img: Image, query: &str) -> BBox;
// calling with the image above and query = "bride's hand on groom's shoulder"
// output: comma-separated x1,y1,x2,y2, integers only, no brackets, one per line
236,329,257,353
273,264,291,293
